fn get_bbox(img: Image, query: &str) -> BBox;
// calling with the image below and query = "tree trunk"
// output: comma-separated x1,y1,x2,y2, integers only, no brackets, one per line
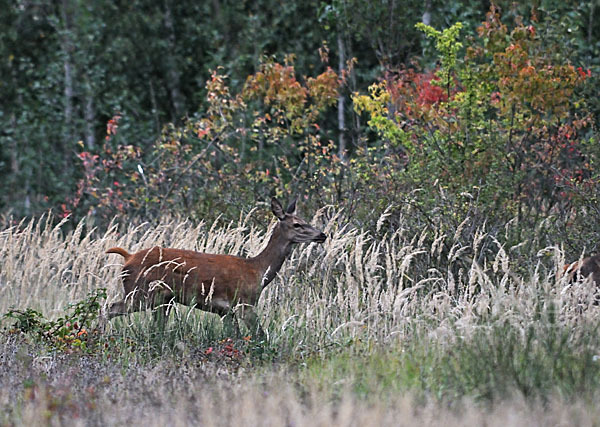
164,0,185,120
422,0,431,26
10,60,25,212
61,0,74,148
337,33,346,160
148,78,161,134
84,75,96,150
588,1,595,46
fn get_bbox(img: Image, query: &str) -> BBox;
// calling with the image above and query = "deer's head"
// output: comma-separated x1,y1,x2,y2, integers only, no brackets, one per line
271,197,327,244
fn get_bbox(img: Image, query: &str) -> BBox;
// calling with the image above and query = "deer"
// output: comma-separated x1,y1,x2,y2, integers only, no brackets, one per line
559,254,600,308
103,197,327,337
562,254,600,286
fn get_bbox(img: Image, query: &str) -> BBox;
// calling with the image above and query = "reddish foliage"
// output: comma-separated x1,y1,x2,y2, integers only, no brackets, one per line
203,338,244,360
62,57,343,224
105,113,121,141
415,72,448,106
383,67,450,123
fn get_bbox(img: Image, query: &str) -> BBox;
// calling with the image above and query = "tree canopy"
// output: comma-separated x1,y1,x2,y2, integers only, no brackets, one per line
2,1,599,253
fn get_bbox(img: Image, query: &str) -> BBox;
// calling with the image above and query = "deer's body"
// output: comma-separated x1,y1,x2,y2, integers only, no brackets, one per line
563,254,600,285
105,198,326,335
106,247,263,314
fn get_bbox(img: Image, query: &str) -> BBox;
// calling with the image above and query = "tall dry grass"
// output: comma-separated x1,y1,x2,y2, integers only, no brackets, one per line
0,207,598,348
2,208,600,424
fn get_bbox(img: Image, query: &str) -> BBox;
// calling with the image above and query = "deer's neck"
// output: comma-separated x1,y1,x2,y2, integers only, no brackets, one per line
251,224,293,288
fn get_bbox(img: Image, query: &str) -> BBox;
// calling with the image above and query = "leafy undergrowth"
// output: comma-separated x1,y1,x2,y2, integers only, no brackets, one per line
4,289,106,353
2,324,600,426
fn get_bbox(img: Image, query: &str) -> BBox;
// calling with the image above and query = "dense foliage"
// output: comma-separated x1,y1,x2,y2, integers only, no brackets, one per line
2,1,599,255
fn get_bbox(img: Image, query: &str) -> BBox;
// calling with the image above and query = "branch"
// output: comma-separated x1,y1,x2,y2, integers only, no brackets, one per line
158,133,224,212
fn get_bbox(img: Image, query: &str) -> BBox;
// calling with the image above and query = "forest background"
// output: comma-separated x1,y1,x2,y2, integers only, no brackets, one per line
2,0,600,259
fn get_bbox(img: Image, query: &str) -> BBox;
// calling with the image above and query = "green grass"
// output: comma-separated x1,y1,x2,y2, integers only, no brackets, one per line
300,321,600,404
3,323,600,426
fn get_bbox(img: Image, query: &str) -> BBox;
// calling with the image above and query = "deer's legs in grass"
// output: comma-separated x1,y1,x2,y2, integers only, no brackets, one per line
237,305,265,340
222,311,241,337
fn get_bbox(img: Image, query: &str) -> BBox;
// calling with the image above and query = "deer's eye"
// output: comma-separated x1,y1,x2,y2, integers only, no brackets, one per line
293,223,302,228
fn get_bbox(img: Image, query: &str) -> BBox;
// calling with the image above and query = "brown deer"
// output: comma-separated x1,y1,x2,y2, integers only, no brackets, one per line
104,197,326,336
562,254,600,286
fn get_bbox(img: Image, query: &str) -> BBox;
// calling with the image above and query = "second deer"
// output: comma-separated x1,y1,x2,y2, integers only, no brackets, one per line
103,197,326,337
562,254,600,286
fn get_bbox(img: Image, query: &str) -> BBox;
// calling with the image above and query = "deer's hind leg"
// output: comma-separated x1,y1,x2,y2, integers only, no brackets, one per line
106,286,150,319
104,273,156,322
98,292,146,332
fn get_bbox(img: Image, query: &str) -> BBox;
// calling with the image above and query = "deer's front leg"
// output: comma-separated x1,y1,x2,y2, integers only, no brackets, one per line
221,311,241,337
236,305,265,340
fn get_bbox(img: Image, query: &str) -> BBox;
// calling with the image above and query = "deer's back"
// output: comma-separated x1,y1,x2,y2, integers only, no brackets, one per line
122,247,262,303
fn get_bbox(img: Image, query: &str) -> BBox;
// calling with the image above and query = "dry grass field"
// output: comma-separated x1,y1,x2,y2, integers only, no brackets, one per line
1,207,600,425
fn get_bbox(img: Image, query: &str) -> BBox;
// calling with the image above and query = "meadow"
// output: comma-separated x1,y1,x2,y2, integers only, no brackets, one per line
1,206,600,426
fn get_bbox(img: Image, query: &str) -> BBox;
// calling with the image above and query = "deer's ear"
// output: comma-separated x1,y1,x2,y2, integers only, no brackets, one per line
271,197,285,220
286,197,297,215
